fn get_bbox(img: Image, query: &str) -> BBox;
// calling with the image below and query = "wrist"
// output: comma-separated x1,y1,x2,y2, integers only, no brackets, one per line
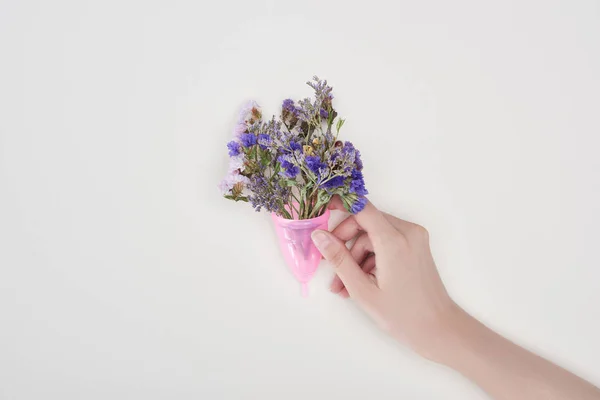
417,304,484,365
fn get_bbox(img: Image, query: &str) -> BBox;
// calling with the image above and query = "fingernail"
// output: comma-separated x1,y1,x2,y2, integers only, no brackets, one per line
311,231,332,251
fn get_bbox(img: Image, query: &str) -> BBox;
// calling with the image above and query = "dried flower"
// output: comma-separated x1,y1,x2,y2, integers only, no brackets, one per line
240,133,257,148
227,141,241,157
220,77,368,218
303,145,314,156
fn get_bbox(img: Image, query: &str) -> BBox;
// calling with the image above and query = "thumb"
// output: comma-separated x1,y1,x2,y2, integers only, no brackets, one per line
311,230,377,302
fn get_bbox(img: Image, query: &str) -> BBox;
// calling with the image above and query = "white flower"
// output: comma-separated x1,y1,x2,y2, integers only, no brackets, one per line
232,122,247,138
228,154,245,172
219,170,250,195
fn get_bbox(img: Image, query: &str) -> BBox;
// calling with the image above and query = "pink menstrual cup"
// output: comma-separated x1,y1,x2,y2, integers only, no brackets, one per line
271,209,331,297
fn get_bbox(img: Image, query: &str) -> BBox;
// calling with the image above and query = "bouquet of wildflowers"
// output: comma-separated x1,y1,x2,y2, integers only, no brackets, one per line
219,76,368,220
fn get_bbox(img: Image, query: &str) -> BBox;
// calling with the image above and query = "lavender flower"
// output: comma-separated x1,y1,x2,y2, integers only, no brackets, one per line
320,108,329,118
247,175,289,213
282,99,299,116
227,141,241,157
240,133,257,148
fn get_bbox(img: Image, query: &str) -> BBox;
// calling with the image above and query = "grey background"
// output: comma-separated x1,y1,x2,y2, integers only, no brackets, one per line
1,0,599,399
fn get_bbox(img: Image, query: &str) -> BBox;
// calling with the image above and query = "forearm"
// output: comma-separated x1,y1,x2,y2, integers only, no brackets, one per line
436,308,600,400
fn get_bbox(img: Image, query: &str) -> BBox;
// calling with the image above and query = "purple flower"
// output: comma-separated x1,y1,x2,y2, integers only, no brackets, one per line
349,169,368,196
350,196,367,214
354,148,364,170
342,141,355,155
258,134,271,149
284,164,300,178
305,156,327,175
320,108,328,118
278,156,300,179
240,133,257,148
289,141,302,152
282,99,298,115
227,141,241,157
321,175,345,189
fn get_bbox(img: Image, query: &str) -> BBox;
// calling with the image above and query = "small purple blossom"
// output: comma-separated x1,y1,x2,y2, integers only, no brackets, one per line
227,141,241,157
354,149,364,170
282,99,299,116
342,141,355,156
289,141,302,152
320,108,329,118
240,133,257,148
321,175,345,189
305,156,327,176
349,169,368,196
278,156,300,179
284,165,300,178
258,134,271,149
350,196,367,214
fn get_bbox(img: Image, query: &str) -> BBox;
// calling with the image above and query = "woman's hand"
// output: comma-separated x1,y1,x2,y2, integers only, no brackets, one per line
313,198,600,400
311,198,458,359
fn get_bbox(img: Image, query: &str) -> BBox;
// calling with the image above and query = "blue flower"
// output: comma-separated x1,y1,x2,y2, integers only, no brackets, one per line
227,141,241,157
278,156,300,179
320,108,329,118
240,133,257,148
349,170,368,196
305,156,327,175
321,175,345,189
258,134,271,149
350,196,367,214
354,149,363,170
342,141,355,155
284,165,300,178
289,141,302,152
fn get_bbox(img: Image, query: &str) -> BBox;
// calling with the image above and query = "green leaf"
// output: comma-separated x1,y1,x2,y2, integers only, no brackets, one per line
282,179,297,187
336,118,345,133
224,195,248,202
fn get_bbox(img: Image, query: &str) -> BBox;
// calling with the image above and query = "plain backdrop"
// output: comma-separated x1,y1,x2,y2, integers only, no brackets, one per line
1,0,599,399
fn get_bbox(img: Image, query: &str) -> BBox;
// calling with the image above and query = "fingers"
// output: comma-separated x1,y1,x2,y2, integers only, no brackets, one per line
350,234,374,266
331,215,362,242
311,230,377,302
353,201,397,238
327,195,346,211
329,235,373,294
383,213,417,235
331,244,376,295
330,198,397,243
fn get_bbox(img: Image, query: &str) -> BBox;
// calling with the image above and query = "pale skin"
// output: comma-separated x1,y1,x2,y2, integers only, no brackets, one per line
311,198,600,400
